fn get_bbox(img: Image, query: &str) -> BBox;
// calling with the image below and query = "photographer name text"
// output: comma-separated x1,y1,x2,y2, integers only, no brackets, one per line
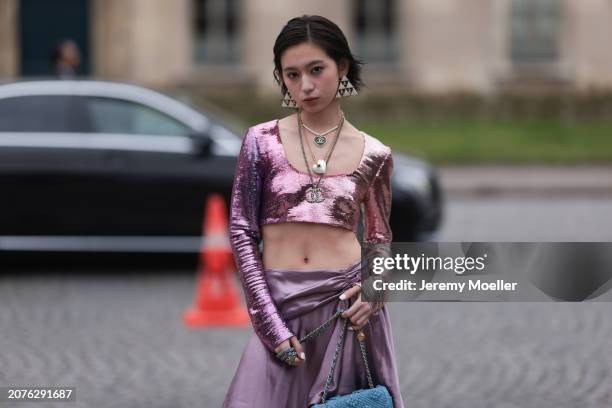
373,279,518,292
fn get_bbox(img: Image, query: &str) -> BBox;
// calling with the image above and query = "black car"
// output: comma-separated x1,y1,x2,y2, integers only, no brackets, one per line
0,79,442,259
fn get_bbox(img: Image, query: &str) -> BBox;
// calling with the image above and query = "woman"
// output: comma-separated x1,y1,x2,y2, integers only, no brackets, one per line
222,15,404,408
50,39,81,78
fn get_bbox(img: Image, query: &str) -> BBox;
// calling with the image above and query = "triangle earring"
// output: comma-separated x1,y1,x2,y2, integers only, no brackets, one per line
335,75,358,98
281,90,298,108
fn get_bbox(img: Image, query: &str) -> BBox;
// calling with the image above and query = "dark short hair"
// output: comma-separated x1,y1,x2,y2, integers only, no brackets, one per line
273,15,365,96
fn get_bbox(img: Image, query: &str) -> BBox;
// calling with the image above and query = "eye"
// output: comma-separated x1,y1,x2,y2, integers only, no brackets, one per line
312,66,323,74
287,72,298,79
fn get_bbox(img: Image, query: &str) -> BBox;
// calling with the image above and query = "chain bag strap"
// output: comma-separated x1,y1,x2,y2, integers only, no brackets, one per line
318,309,374,403
281,307,392,407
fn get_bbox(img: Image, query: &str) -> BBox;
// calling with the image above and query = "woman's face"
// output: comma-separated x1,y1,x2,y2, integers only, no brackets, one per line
62,41,81,66
280,42,347,113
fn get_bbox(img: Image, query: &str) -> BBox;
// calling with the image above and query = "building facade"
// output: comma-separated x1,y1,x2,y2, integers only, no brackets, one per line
0,0,611,96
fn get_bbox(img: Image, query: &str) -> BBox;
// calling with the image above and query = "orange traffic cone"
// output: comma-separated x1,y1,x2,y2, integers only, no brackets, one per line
183,194,249,326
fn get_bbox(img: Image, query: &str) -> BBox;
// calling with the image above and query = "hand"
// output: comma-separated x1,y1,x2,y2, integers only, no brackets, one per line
274,336,305,367
339,284,381,331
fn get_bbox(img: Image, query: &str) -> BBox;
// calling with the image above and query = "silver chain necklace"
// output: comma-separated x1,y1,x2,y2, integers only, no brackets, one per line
301,112,344,148
298,109,344,203
303,119,340,174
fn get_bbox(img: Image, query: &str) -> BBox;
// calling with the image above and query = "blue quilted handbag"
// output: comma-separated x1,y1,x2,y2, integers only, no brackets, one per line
306,308,394,408
312,384,393,407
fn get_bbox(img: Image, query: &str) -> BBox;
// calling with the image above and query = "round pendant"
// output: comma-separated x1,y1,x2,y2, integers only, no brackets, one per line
305,185,324,203
312,159,326,174
314,135,327,147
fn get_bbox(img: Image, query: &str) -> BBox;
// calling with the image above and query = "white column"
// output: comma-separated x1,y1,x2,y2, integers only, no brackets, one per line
563,0,612,91
0,0,18,78
403,0,497,94
93,0,191,86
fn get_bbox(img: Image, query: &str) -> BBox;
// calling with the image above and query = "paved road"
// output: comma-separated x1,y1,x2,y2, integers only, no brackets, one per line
438,165,612,197
438,196,612,242
1,196,611,408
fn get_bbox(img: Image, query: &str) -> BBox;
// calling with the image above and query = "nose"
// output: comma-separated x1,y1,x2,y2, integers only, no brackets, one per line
301,75,315,94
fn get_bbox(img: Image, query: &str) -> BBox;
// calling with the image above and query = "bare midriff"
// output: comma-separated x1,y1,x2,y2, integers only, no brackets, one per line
262,222,362,270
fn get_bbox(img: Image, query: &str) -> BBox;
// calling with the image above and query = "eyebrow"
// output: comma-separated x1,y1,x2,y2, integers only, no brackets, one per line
283,60,325,72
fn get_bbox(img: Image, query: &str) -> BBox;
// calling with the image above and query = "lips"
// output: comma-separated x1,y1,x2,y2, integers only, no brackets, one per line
304,97,318,102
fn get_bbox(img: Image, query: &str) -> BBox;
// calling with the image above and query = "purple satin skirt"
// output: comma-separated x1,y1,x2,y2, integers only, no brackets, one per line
221,258,405,408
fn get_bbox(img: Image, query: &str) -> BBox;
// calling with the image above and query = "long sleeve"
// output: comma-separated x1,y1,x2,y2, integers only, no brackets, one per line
363,149,393,245
362,149,394,310
228,127,294,352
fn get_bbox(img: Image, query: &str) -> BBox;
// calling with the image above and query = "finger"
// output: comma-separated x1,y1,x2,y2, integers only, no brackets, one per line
287,357,301,367
350,307,371,326
341,300,360,318
351,303,372,323
274,339,290,354
341,290,367,318
339,285,361,301
349,305,372,327
349,318,370,331
290,337,306,361
355,314,371,327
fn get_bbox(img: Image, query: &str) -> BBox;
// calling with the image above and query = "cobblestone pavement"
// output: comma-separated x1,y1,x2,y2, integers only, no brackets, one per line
1,197,611,408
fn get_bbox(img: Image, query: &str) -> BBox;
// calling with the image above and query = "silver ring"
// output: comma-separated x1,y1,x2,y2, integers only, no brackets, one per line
276,347,298,365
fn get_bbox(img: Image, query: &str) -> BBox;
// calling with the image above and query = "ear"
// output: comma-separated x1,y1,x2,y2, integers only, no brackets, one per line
338,58,349,78
273,69,287,91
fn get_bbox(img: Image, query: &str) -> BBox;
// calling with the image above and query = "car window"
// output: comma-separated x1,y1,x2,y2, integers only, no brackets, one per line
86,97,192,136
0,95,90,132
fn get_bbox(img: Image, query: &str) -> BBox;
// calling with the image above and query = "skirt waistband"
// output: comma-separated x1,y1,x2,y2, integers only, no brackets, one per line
264,257,363,320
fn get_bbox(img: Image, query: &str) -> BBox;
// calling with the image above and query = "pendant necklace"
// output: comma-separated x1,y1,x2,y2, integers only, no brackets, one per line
301,112,344,148
298,108,344,203
304,128,338,175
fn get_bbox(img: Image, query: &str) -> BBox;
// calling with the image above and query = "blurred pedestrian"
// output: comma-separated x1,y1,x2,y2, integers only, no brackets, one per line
222,15,404,408
50,39,81,79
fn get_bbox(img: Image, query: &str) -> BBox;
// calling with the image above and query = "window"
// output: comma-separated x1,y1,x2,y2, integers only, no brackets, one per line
353,0,397,63
511,0,560,63
0,95,90,132
85,97,192,136
193,0,240,63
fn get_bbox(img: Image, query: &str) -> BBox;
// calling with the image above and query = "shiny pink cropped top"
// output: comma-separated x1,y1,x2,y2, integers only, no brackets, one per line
228,119,393,352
